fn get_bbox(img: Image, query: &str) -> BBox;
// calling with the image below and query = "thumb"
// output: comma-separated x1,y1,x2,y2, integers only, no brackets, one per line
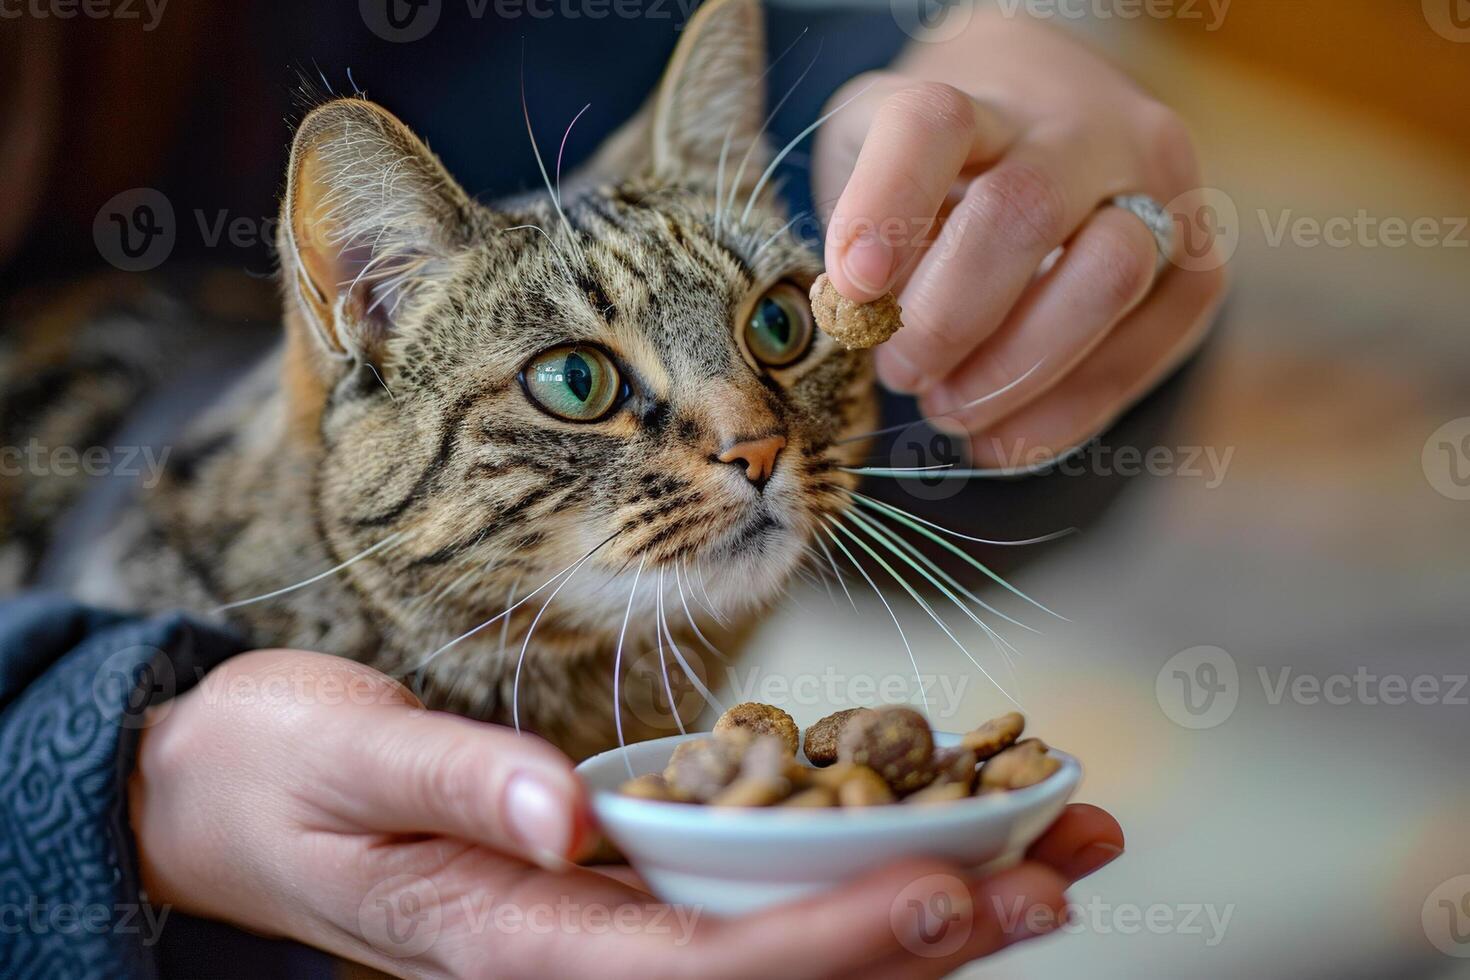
817,80,1014,304
313,707,596,871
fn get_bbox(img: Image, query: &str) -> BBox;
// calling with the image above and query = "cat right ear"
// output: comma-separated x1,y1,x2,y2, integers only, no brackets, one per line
651,0,768,185
280,98,472,379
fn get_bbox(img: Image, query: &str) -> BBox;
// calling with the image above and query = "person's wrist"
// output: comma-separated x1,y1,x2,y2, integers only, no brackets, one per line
127,689,292,940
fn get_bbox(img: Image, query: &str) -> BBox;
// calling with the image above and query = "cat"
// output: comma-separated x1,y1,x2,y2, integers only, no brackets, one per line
4,0,879,760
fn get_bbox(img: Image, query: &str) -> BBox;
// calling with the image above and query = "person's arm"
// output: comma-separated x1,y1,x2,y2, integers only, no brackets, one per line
0,594,243,978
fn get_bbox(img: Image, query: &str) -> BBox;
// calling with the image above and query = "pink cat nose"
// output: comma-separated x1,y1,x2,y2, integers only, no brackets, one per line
717,435,787,486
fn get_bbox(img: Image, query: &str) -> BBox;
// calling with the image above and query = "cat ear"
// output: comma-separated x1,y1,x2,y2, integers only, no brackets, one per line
280,98,472,377
651,0,767,183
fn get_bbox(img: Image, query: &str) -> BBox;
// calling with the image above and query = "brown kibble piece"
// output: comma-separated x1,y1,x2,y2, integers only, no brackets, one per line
904,781,971,805
961,712,1026,761
715,702,800,756
619,773,675,801
837,765,895,806
780,786,838,808
809,273,904,350
710,777,788,807
838,705,935,794
664,735,749,802
803,708,874,767
979,740,1060,792
807,761,857,790
931,746,979,791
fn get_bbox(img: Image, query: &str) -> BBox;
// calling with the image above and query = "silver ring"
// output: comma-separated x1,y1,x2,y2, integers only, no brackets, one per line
1110,193,1174,274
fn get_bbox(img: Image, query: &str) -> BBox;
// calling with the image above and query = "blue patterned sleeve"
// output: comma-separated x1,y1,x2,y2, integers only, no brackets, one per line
0,594,243,980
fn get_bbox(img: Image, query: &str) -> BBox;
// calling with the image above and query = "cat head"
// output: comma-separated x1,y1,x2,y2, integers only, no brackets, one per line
274,0,875,642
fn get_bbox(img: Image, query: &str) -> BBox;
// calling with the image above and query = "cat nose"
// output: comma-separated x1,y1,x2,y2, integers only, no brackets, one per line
716,435,787,487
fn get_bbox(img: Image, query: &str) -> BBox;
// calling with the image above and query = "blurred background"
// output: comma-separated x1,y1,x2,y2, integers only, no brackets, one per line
3,0,1468,977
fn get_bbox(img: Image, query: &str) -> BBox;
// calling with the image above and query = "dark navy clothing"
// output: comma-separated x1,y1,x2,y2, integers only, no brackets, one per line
0,595,243,978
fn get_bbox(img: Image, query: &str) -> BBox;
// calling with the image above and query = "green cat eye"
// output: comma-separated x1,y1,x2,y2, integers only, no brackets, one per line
521,345,624,422
744,283,814,368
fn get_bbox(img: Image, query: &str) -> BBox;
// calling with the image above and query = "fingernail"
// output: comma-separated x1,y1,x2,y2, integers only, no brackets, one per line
504,772,573,872
1063,842,1123,880
841,233,894,298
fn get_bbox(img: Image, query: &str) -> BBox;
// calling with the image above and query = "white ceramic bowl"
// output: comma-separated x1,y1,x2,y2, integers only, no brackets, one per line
576,731,1081,916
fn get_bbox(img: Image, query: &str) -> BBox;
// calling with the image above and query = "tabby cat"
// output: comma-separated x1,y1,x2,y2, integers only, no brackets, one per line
5,0,878,759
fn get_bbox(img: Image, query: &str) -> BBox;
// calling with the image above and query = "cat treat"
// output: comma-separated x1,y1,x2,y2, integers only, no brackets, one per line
808,273,905,350
619,705,1062,807
713,701,801,755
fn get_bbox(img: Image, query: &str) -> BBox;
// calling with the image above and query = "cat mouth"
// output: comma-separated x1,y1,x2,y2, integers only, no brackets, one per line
716,510,784,557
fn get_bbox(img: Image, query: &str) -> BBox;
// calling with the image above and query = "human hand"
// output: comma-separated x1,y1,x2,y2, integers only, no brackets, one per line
129,649,1122,978
814,11,1227,468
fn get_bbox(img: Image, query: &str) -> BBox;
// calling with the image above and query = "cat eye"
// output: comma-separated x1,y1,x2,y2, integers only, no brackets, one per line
743,283,815,368
520,344,626,422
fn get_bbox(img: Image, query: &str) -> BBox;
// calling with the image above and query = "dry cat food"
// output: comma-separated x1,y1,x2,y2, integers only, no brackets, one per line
618,703,1061,807
808,273,904,351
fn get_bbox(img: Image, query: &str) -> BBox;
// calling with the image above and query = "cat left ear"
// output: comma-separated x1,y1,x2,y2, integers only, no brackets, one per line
651,0,768,185
280,98,472,376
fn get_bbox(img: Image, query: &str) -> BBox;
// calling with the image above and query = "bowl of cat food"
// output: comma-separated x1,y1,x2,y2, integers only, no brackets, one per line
575,703,1081,915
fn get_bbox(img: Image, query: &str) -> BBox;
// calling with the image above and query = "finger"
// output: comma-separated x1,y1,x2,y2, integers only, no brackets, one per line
969,258,1227,468
917,204,1160,432
877,133,1133,395
313,708,596,870
1024,803,1126,881
823,80,1016,304
844,863,1070,980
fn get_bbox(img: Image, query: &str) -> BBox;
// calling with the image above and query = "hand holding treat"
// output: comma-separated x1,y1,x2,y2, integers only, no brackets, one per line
809,273,905,350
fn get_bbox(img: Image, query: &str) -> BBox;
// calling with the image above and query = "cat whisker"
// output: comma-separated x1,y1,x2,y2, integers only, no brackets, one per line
821,521,928,716
658,569,725,717
799,541,841,608
843,463,956,474
828,516,1021,709
409,530,618,678
835,358,1047,445
813,532,858,611
655,569,686,735
520,55,585,264
212,529,409,613
724,40,823,226
850,490,1076,548
555,102,592,206
739,80,875,228
500,223,577,283
512,542,602,733
713,26,810,229
690,560,728,627
675,564,730,666
612,555,648,778
749,210,812,268
846,503,1033,637
844,508,1022,685
847,493,1069,620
